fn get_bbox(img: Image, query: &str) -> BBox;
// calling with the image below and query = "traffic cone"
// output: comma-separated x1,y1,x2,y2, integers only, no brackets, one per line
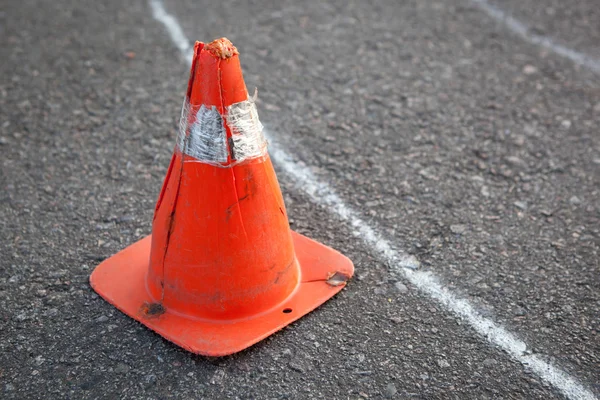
90,38,354,356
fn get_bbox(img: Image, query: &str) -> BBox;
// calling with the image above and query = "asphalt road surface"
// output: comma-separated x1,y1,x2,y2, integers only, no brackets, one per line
1,0,599,399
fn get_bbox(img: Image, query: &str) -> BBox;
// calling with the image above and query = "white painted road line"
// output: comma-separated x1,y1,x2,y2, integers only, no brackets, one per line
471,0,600,74
148,1,598,399
149,0,193,63
267,145,597,400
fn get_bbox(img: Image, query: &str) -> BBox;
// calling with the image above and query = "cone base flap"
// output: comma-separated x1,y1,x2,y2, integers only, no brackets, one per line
90,231,353,356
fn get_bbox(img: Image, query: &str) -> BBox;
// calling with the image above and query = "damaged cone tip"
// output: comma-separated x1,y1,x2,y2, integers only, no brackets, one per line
90,38,354,356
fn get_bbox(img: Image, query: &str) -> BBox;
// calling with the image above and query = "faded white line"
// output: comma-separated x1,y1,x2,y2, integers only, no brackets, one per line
147,1,598,399
149,0,193,63
471,0,600,74
268,144,598,400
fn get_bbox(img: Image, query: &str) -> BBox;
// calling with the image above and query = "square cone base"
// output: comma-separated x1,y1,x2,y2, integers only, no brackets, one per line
90,231,354,356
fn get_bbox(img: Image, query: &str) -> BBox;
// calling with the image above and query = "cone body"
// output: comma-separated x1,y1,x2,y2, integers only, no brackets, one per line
90,39,354,356
148,41,298,320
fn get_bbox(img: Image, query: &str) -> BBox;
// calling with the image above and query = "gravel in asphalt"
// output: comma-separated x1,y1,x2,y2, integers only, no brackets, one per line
1,0,598,399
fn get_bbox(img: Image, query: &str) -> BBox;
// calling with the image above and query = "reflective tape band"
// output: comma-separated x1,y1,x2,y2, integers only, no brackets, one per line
177,98,267,166
226,99,267,163
178,103,228,163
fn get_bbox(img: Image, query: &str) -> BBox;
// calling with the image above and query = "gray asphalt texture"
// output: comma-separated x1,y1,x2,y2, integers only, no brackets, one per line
1,0,599,399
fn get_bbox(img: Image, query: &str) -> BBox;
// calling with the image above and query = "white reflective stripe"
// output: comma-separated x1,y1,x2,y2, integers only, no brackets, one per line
177,98,268,166
226,99,267,163
177,102,228,164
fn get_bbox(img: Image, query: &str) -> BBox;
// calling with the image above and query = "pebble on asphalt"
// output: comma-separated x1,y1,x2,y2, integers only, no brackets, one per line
383,382,397,398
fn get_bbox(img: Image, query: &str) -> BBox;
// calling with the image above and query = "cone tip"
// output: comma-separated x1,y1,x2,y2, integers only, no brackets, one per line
204,37,239,59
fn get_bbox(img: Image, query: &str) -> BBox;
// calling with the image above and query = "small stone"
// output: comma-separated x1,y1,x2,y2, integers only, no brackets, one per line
505,156,526,168
513,134,526,146
399,255,420,270
374,287,387,295
117,215,135,223
80,377,97,390
96,315,109,323
144,374,157,385
45,308,59,317
482,358,497,368
560,119,571,129
383,383,397,398
569,196,581,205
514,307,527,316
289,358,306,373
418,168,437,180
95,223,112,231
5,383,15,391
523,65,537,75
513,201,527,210
114,363,130,373
394,282,408,294
450,224,467,234
480,186,490,197
210,369,226,385
437,359,450,368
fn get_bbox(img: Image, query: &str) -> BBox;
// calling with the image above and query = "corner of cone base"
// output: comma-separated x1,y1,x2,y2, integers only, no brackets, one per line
89,38,354,356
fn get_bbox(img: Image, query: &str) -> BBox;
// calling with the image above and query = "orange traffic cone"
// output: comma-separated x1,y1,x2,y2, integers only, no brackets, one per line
90,38,354,356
